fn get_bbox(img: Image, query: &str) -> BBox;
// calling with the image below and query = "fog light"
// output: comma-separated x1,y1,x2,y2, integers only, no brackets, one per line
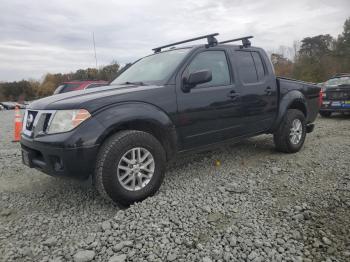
50,156,63,171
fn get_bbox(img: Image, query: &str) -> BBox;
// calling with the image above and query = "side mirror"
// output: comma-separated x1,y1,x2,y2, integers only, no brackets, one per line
183,69,212,92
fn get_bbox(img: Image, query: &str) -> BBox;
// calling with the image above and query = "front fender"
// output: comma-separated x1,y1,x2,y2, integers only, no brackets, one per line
94,102,177,156
271,90,307,132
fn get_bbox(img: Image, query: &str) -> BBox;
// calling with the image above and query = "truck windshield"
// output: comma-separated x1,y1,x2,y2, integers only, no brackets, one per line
111,48,190,85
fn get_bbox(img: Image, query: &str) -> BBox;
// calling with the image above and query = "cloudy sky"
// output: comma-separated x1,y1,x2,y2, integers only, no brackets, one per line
0,0,349,81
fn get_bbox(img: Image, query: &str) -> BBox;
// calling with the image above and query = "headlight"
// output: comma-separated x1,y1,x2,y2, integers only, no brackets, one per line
47,109,91,134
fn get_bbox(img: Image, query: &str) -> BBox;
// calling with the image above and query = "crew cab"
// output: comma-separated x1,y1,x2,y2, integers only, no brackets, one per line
20,34,321,205
53,80,109,94
319,74,350,117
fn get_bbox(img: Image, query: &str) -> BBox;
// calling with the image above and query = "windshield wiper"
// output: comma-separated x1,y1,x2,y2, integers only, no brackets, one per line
121,81,147,86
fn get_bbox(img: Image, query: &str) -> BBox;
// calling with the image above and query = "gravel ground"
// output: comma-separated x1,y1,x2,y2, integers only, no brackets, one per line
0,110,349,262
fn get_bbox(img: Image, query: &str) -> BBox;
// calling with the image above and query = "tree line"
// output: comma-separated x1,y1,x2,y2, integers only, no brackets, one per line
0,62,126,102
1,17,349,102
272,18,350,82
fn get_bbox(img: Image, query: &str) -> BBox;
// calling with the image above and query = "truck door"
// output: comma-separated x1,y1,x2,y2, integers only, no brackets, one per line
175,49,240,149
232,50,278,133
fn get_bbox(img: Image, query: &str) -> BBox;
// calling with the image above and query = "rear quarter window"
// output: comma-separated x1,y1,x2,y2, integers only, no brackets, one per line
251,52,266,80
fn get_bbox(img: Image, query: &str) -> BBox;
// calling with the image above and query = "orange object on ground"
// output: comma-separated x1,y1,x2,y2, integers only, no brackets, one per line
13,106,23,142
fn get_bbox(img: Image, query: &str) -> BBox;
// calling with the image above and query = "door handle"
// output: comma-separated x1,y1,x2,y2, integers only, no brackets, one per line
265,87,272,95
227,91,239,98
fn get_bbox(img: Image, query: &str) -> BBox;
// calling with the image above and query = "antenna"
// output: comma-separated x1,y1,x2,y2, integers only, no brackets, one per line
152,33,219,53
92,32,98,68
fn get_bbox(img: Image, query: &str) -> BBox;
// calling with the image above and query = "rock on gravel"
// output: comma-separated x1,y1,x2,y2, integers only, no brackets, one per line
108,254,126,262
43,236,57,247
101,220,111,231
202,257,212,262
0,208,12,217
73,250,95,262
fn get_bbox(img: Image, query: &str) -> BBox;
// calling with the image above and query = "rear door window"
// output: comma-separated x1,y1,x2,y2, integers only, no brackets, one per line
235,51,258,84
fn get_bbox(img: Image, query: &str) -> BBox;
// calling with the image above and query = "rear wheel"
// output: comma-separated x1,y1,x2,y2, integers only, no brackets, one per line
273,109,306,153
319,111,332,117
94,130,166,206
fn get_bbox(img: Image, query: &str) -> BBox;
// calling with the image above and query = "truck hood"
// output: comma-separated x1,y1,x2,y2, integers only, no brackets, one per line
29,84,164,112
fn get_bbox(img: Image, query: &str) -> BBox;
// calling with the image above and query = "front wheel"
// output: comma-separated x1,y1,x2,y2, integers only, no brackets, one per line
94,130,166,206
273,109,307,153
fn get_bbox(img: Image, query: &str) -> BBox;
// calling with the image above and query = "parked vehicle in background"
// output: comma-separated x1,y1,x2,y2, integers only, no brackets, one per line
53,80,109,95
0,102,26,110
0,102,16,110
319,74,350,117
21,34,321,206
0,104,4,110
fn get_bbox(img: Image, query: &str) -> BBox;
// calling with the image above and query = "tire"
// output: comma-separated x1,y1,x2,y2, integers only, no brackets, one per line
319,111,332,117
273,109,306,153
94,130,166,206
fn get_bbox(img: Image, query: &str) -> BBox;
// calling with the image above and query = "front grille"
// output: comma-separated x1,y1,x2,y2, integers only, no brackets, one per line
25,110,38,131
23,110,55,137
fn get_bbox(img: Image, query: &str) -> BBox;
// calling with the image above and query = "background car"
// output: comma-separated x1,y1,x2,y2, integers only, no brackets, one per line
319,73,350,117
0,102,25,110
53,80,109,95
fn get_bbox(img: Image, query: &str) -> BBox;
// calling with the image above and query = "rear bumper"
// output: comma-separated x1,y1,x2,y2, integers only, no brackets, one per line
21,137,98,179
320,108,350,113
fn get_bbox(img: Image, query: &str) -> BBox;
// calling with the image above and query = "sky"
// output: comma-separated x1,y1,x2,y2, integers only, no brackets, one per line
0,0,349,82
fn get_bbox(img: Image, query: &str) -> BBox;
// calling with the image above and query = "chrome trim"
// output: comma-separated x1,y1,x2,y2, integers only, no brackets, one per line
22,109,56,137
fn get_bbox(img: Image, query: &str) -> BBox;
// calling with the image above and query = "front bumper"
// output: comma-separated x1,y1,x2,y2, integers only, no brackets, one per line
21,136,99,179
20,116,106,179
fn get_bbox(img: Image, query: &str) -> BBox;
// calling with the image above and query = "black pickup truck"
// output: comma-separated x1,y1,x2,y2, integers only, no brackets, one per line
21,34,321,205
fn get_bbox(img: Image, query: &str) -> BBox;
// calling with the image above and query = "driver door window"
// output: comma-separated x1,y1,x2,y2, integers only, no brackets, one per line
186,51,231,88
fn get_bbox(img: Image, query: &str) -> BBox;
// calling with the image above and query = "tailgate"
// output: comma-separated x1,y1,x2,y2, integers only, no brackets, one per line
325,85,350,108
325,88,350,100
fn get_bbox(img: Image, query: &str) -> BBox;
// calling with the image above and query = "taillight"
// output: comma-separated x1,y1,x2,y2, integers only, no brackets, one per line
318,89,323,107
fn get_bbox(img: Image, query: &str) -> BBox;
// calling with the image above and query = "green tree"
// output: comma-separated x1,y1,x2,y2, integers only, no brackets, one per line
271,53,293,77
98,62,120,81
335,18,350,72
293,34,338,82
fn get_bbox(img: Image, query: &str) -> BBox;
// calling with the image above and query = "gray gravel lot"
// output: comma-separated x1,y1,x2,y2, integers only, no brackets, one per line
0,110,349,262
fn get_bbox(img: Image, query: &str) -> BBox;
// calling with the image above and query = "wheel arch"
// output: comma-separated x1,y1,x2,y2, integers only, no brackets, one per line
271,90,307,132
94,102,177,161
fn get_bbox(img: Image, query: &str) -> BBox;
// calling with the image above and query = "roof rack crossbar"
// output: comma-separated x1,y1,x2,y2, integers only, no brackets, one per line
152,33,219,53
219,36,254,48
